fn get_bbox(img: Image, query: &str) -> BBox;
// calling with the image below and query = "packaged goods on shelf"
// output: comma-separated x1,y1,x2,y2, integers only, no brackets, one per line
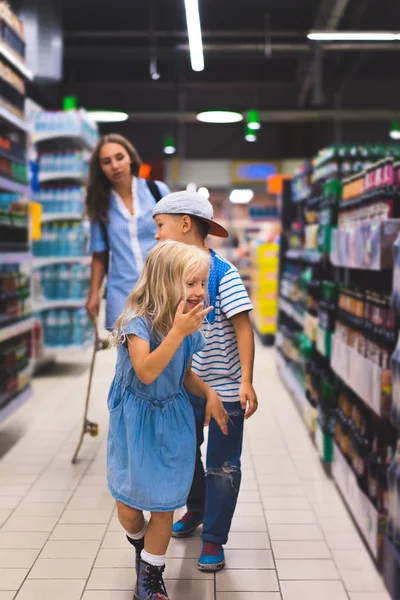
0,2,32,423
0,3,26,60
30,109,98,364
280,145,400,587
291,161,312,203
0,58,25,116
38,150,89,177
0,263,31,326
32,110,98,150
250,242,279,343
0,329,31,411
33,262,90,302
40,307,93,349
33,186,84,214
0,202,29,252
32,221,89,258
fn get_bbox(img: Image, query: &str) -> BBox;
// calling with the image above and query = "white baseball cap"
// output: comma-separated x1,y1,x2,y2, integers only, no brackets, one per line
153,191,229,238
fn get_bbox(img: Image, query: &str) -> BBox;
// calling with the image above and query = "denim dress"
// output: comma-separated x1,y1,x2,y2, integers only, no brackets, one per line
107,316,205,512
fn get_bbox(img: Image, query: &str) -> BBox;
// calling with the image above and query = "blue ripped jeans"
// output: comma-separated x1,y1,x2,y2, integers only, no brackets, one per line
186,395,245,546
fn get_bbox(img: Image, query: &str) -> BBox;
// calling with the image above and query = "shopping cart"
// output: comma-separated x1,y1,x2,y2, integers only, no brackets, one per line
71,318,109,464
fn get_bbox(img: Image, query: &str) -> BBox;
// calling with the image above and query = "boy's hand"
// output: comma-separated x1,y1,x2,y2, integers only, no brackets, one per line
239,382,258,419
173,301,213,338
204,392,229,435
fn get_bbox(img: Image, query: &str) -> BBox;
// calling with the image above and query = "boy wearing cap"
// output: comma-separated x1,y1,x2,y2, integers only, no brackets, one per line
152,191,258,571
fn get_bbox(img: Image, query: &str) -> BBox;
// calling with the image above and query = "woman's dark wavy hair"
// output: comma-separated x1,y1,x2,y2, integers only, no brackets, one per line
86,134,142,223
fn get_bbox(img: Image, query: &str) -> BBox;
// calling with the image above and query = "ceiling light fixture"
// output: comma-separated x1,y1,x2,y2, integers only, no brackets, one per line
198,187,210,199
163,135,176,154
307,31,400,41
247,109,261,130
196,110,243,124
184,0,204,72
245,125,257,142
229,189,254,204
87,110,128,123
390,121,400,140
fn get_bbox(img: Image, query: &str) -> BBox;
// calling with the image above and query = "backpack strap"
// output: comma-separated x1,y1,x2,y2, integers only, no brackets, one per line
99,220,110,275
146,179,162,203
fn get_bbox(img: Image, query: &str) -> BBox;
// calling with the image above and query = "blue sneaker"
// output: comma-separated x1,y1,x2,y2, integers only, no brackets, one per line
171,511,203,538
198,541,225,571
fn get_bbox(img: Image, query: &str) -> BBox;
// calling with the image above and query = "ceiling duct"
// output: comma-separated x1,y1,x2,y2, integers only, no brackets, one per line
18,0,63,82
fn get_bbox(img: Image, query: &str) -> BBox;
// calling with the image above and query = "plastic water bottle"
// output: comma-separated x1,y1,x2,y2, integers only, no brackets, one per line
58,309,71,347
45,310,58,346
56,264,69,299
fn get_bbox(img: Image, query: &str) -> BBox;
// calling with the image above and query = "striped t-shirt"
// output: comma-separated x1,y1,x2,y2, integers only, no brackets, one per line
192,250,253,402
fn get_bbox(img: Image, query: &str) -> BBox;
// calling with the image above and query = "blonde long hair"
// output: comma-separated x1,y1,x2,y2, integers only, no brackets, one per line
112,240,210,344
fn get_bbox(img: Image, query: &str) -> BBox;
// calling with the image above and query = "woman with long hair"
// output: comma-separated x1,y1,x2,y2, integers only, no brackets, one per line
85,134,169,329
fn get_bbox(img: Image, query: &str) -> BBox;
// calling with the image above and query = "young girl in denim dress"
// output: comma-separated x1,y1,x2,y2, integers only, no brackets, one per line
107,240,229,600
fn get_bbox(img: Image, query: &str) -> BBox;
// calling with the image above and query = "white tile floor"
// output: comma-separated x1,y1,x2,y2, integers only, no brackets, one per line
0,340,391,600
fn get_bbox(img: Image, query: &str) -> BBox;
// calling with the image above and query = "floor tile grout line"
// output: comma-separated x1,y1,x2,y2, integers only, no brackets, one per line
269,362,358,599
78,462,116,600
246,430,284,600
6,434,107,599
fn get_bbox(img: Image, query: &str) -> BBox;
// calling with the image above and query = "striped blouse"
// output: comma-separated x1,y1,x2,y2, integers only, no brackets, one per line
89,176,170,329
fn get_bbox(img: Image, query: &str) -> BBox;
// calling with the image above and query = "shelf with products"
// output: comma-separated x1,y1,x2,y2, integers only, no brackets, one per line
33,255,91,268
0,325,33,423
333,442,386,563
0,200,29,253
279,295,304,327
280,145,400,589
0,316,33,344
249,241,280,346
31,110,98,151
0,6,33,422
384,240,400,595
38,170,89,185
41,213,83,223
30,110,97,361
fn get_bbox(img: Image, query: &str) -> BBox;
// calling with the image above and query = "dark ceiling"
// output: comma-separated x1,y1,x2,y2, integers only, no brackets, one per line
20,0,400,160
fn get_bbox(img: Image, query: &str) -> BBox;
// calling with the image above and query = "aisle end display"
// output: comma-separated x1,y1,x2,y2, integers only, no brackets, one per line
0,6,33,423
30,109,98,368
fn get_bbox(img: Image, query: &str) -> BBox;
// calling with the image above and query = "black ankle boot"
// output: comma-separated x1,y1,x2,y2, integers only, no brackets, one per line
126,534,145,573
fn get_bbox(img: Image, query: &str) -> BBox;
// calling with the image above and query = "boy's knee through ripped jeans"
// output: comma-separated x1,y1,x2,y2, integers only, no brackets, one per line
186,395,245,546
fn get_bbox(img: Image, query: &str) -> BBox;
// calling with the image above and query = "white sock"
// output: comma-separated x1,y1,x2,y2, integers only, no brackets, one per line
141,549,166,567
125,518,148,541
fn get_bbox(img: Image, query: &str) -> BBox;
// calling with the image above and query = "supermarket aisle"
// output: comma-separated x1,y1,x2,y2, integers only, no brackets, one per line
0,341,390,600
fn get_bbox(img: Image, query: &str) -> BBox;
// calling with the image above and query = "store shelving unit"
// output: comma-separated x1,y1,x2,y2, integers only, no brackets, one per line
38,170,89,185
30,110,98,368
0,8,34,423
278,148,400,582
33,255,91,268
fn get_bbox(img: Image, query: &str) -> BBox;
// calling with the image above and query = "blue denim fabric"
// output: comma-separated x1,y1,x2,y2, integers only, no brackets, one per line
106,318,204,512
186,394,245,545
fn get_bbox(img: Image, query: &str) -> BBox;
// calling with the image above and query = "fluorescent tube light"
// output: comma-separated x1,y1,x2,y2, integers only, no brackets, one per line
197,110,243,123
87,111,128,123
184,0,204,72
308,31,399,41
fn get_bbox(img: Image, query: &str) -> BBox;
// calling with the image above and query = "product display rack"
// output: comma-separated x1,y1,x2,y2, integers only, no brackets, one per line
384,238,400,598
30,110,98,366
278,146,400,584
0,6,34,424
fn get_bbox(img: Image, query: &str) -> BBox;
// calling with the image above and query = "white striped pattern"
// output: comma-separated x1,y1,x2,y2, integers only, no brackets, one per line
90,177,170,329
192,251,253,401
